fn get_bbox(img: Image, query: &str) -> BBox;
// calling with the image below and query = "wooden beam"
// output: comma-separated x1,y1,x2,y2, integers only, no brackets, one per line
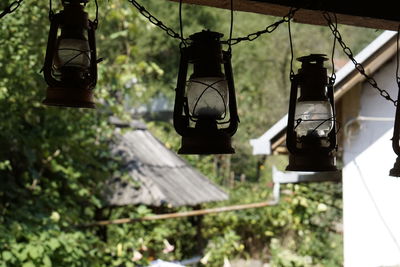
168,0,399,31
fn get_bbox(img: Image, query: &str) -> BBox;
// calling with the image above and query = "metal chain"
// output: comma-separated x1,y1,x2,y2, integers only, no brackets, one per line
323,11,397,106
0,0,24,20
224,7,299,46
127,0,183,42
329,12,337,85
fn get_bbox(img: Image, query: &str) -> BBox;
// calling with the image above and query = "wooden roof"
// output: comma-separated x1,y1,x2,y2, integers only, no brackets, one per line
104,122,228,207
169,0,399,30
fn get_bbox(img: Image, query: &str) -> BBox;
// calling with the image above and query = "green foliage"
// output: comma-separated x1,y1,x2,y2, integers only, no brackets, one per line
201,231,243,266
0,0,380,266
0,2,116,266
196,156,342,266
103,205,200,266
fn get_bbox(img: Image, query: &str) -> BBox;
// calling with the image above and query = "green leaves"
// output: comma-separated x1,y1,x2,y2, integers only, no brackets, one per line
0,2,118,266
27,244,42,259
43,255,52,267
2,251,13,261
47,238,60,251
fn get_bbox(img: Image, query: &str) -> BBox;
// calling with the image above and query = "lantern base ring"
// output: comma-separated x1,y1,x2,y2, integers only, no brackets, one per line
389,156,400,177
178,132,234,155
43,86,95,109
286,153,337,172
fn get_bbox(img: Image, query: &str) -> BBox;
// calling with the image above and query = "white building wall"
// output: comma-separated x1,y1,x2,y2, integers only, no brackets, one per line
343,56,400,267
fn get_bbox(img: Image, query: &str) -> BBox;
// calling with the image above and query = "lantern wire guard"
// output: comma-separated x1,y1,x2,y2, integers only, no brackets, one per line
389,24,400,177
42,0,98,108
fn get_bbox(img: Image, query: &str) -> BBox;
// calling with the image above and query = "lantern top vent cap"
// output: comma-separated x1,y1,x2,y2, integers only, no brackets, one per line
297,54,328,65
62,0,88,6
189,30,224,43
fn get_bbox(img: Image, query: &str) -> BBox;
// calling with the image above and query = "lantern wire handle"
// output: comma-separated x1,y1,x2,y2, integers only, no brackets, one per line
390,23,400,160
93,0,99,28
179,0,186,47
396,24,400,88
228,0,234,53
327,13,337,132
49,0,54,19
287,9,295,79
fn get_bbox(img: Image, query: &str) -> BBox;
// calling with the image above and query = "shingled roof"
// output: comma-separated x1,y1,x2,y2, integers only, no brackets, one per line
104,121,228,207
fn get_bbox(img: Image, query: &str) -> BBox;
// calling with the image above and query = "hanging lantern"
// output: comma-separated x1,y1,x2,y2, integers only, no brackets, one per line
42,0,97,108
286,54,337,172
173,30,239,154
389,88,400,176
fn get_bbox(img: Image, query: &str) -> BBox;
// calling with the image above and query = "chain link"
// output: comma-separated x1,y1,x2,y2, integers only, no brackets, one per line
224,7,299,45
0,0,23,20
323,11,398,106
127,0,184,42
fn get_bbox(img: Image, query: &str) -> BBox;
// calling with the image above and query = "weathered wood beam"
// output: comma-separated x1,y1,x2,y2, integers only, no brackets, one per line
168,0,399,31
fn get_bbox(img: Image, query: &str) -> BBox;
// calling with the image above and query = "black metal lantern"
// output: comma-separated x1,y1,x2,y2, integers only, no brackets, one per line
173,30,239,154
286,54,337,172
42,0,97,108
389,86,400,176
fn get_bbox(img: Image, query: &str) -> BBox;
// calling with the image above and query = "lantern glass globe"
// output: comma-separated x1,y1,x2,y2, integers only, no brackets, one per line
187,77,228,119
295,100,334,137
55,38,90,69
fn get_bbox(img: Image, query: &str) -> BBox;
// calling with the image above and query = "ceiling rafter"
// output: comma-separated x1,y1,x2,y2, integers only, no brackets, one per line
169,0,399,30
